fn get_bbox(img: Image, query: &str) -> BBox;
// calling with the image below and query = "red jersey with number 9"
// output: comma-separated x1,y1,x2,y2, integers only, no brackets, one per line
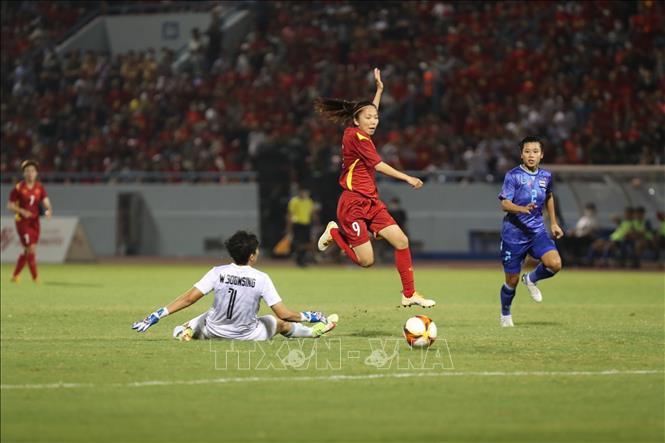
338,127,383,199
9,181,47,223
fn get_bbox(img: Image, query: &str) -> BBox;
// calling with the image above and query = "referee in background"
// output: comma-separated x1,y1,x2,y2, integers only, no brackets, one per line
286,186,317,267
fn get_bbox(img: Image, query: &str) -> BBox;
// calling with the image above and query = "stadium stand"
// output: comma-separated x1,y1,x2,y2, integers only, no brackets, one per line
2,1,663,183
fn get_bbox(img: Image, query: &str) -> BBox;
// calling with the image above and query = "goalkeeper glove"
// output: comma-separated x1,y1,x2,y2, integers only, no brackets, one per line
132,307,169,332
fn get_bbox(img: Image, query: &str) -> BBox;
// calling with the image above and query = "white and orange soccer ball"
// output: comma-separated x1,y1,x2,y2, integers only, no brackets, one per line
403,315,437,348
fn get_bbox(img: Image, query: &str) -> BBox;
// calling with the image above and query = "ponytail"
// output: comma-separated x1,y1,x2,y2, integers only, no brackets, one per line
314,98,375,125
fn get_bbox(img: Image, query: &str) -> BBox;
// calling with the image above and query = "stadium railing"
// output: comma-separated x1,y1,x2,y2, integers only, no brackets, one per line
546,164,665,215
1,170,476,184
0,171,257,184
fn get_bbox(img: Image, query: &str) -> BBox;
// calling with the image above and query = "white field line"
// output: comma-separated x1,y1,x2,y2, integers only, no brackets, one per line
1,369,662,390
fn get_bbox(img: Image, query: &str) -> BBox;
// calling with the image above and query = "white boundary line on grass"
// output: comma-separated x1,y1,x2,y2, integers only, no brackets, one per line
1,369,662,390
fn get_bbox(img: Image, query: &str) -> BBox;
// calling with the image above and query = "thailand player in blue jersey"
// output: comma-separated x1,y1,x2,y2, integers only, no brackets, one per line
497,136,564,327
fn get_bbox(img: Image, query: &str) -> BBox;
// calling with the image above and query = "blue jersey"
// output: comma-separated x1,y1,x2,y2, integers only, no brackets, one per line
498,166,553,244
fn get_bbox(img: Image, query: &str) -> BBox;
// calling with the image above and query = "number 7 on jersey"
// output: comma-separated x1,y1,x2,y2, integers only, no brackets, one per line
226,288,237,319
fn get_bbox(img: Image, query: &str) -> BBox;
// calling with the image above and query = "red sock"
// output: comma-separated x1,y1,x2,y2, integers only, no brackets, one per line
13,254,26,277
26,253,38,280
395,247,415,297
331,228,359,265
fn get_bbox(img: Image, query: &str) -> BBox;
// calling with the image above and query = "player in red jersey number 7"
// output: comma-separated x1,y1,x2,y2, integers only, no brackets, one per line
7,160,53,283
314,68,436,308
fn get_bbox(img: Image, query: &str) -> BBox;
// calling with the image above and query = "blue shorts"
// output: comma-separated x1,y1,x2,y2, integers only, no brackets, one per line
500,231,557,274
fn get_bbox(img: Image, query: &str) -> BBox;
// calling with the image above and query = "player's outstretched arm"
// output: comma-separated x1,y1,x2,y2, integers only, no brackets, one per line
501,199,535,215
375,162,423,188
271,302,327,323
164,287,205,314
546,193,564,239
132,287,204,333
372,68,384,110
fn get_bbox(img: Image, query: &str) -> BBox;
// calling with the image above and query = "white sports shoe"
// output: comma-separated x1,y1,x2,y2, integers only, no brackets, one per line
522,273,543,302
318,221,338,251
500,315,514,327
401,291,436,308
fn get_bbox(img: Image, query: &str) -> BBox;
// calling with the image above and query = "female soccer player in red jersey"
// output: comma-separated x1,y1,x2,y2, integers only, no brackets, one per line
7,160,52,282
315,69,436,308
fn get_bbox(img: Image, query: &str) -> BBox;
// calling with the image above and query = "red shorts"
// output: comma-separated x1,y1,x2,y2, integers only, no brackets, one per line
336,191,396,248
16,221,40,247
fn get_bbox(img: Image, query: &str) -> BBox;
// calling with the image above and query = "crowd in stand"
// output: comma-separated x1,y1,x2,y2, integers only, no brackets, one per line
1,1,94,64
559,204,665,268
1,1,664,182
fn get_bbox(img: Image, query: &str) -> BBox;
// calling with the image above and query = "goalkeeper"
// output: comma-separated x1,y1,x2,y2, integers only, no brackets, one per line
132,231,338,341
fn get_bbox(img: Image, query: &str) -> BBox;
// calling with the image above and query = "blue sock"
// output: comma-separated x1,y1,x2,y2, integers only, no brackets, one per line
500,283,516,316
528,263,556,283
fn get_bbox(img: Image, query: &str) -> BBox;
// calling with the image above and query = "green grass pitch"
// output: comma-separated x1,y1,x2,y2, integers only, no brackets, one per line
1,263,663,443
